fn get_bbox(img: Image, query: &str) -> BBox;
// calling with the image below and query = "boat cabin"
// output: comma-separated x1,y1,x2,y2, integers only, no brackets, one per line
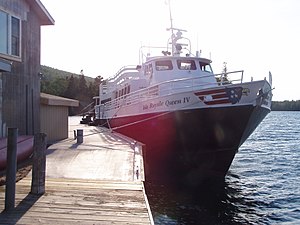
99,55,218,104
98,26,220,105
142,56,216,85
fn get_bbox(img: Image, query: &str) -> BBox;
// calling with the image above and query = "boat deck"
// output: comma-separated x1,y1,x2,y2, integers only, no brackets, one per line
0,117,153,224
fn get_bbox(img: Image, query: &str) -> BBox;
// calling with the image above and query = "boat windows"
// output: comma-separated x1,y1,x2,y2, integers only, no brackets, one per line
116,85,130,99
177,60,196,70
199,62,213,73
155,60,173,71
144,64,153,76
125,85,130,94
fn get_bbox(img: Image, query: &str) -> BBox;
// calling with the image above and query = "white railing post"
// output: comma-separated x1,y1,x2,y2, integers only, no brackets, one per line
241,70,244,83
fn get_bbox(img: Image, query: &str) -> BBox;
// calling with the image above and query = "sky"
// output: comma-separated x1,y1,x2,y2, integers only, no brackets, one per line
40,0,300,101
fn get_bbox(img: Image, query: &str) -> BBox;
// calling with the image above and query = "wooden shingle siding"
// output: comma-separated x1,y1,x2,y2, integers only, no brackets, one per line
0,0,29,20
0,0,54,138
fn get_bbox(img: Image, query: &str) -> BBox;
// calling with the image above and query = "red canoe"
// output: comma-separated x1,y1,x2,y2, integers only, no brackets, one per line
0,136,34,171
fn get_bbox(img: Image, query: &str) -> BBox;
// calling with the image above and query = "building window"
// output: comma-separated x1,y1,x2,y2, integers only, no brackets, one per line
0,10,21,57
11,16,20,56
0,11,8,54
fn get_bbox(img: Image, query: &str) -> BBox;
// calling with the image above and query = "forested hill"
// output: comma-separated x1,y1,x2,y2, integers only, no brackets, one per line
271,100,300,111
40,65,103,115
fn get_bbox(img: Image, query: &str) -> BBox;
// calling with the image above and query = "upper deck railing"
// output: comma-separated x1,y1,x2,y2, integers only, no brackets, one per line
215,70,244,84
107,66,139,83
102,70,244,112
104,66,140,94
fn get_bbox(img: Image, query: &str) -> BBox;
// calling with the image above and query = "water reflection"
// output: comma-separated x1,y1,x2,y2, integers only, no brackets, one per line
145,172,266,225
145,112,300,225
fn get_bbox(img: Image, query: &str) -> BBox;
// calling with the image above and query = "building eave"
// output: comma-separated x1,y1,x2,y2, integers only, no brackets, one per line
41,93,79,107
26,0,55,25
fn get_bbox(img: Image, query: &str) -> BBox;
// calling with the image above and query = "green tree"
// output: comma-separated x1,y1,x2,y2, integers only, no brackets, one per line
41,77,67,96
88,75,103,99
78,74,88,96
40,66,106,115
52,77,68,96
64,75,78,99
271,100,300,111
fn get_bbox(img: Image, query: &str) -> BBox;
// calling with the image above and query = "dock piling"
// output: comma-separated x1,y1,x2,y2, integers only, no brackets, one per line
31,133,47,195
77,129,83,143
0,121,154,224
5,128,18,211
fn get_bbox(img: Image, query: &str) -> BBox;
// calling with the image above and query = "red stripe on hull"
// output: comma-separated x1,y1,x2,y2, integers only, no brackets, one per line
195,88,225,96
213,93,227,99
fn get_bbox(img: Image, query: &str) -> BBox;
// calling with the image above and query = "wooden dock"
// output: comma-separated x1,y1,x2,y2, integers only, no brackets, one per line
0,117,154,224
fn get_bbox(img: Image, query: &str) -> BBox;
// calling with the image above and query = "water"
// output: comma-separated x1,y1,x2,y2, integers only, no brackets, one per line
145,111,300,224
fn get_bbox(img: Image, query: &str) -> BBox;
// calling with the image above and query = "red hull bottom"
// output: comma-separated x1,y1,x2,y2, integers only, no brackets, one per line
0,136,34,171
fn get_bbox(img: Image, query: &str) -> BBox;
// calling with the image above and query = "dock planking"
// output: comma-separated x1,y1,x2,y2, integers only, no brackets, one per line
0,117,153,224
0,177,152,225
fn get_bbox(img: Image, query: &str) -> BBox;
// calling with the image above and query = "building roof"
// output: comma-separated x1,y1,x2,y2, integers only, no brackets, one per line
41,93,79,107
26,0,55,25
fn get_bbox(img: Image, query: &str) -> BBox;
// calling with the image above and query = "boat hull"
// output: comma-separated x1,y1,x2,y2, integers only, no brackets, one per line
0,136,34,171
103,104,270,185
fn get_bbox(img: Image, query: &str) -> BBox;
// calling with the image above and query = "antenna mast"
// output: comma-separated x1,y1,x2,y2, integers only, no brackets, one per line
166,0,188,56
168,0,175,55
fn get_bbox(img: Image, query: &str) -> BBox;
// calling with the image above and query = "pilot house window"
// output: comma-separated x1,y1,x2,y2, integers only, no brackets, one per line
144,64,153,76
155,60,173,71
177,60,196,70
199,62,213,73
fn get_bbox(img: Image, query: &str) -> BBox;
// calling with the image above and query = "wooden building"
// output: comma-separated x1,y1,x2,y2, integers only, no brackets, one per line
40,93,79,143
0,0,54,137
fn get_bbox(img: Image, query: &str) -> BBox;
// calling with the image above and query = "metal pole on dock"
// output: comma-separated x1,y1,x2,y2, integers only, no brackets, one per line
31,133,47,195
77,129,83,144
5,128,18,211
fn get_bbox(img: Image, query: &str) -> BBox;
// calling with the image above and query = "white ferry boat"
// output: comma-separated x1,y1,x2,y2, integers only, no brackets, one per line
92,27,272,185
